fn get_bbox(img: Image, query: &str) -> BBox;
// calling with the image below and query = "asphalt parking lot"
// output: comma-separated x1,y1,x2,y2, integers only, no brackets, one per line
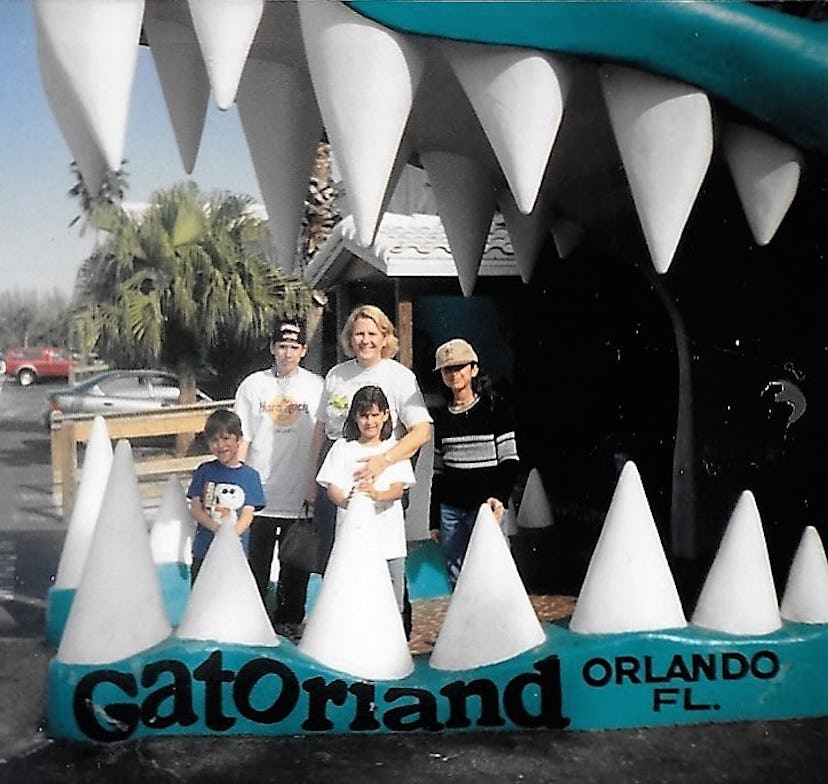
1,379,826,782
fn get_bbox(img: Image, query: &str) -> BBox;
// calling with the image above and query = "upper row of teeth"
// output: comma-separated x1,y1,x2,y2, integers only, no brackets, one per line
34,0,804,286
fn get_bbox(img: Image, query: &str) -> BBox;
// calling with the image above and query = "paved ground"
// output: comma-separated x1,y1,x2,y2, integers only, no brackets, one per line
1,380,827,782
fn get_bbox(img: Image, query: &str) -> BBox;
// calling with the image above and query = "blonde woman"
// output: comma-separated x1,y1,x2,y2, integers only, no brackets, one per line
306,305,432,629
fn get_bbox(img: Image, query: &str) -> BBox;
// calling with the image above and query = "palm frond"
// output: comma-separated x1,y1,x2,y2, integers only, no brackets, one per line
70,182,312,378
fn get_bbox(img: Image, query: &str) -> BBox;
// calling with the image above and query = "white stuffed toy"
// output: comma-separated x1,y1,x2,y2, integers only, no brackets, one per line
209,482,246,525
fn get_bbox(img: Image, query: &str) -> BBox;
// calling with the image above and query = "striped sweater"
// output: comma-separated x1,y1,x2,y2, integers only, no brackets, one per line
429,394,519,529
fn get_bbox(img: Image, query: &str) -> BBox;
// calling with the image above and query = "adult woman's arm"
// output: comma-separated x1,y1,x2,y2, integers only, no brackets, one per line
355,421,432,481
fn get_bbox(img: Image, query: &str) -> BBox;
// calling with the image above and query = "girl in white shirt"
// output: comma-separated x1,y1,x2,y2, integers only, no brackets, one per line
316,385,416,613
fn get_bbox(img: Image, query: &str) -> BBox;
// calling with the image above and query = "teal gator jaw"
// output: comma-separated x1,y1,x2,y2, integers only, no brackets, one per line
46,623,828,741
346,0,828,154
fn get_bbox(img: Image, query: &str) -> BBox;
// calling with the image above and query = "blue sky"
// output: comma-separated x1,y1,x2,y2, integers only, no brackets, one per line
0,0,263,297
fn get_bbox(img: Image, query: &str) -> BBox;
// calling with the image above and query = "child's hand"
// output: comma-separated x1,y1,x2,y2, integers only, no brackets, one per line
337,486,355,509
358,477,384,501
486,497,505,522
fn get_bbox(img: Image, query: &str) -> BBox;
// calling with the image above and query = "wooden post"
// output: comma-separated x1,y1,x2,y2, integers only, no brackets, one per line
60,421,79,520
50,415,63,492
397,299,413,369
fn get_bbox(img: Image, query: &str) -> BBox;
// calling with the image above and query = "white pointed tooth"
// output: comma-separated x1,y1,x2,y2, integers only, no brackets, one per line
187,0,263,110
176,520,278,646
298,0,424,247
691,491,782,635
143,9,210,173
54,419,113,581
149,476,194,565
149,475,193,626
34,0,143,172
550,215,585,259
722,121,802,246
299,494,413,680
35,21,108,195
440,40,569,215
57,441,171,665
53,417,113,589
601,65,712,273
237,58,322,273
420,151,498,297
569,461,687,634
516,468,554,529
499,170,556,283
36,25,108,194
780,526,828,624
430,504,545,670
47,416,113,645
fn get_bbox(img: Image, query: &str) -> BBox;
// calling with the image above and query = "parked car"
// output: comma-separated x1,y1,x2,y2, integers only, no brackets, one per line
46,368,213,421
5,346,79,386
0,352,5,376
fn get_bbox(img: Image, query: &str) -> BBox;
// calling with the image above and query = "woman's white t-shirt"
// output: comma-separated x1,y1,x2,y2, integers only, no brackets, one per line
315,358,432,442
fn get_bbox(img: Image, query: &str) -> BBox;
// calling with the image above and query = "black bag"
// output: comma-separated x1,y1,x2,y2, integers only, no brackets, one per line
278,505,317,573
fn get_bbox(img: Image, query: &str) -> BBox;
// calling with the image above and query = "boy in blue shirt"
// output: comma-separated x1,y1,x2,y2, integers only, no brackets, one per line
187,409,265,584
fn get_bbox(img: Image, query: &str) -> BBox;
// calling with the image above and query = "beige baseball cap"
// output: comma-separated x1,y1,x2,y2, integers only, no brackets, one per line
434,338,479,371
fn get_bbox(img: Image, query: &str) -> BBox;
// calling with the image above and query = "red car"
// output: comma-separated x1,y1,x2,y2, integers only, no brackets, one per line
4,346,79,387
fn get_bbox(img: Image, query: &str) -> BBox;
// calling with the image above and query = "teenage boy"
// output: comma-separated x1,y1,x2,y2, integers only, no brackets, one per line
235,319,323,639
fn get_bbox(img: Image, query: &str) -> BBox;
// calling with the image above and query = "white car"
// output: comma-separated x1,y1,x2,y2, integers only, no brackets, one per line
46,368,212,421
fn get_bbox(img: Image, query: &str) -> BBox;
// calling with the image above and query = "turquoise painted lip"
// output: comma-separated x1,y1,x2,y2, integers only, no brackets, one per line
345,1,828,154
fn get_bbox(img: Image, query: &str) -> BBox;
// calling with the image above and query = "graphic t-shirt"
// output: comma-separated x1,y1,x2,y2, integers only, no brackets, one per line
315,358,432,442
187,460,265,557
234,367,323,517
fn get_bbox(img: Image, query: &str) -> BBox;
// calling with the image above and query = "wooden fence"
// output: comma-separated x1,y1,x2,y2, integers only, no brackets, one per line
68,362,110,385
50,400,234,519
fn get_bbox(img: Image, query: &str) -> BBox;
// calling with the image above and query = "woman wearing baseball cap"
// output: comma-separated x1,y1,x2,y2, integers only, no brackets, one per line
429,338,519,586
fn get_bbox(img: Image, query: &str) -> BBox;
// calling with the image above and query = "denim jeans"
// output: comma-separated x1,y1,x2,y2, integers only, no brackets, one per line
387,556,405,612
439,503,507,585
439,504,477,585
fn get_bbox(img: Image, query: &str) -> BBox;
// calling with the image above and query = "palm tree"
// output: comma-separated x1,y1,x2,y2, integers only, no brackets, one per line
72,182,310,407
67,161,129,234
299,141,342,347
299,141,342,267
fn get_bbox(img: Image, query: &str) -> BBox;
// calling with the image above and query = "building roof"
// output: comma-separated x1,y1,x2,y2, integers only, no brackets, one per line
304,212,517,290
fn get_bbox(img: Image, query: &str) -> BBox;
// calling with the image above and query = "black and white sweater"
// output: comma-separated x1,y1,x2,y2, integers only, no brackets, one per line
429,394,519,530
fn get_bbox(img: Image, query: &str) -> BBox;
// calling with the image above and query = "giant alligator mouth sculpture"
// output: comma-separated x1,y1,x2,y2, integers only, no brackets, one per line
34,0,828,742
35,0,828,279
